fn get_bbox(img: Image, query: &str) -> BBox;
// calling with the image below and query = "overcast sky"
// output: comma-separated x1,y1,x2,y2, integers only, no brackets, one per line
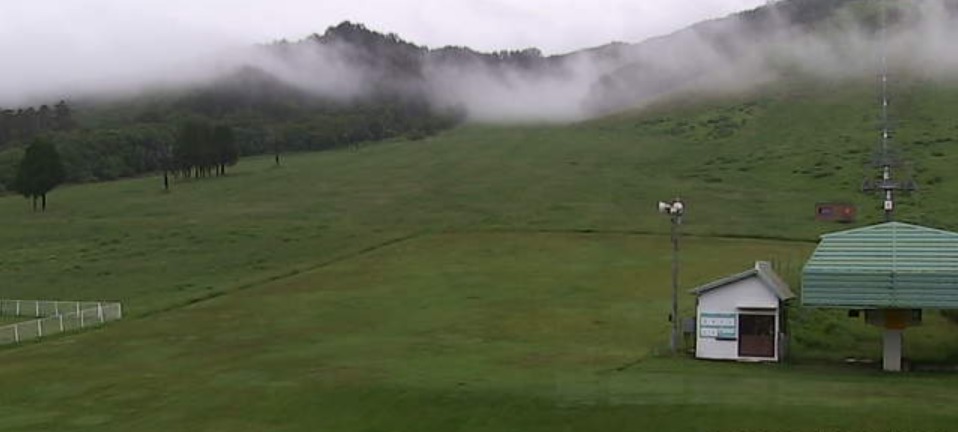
0,0,765,105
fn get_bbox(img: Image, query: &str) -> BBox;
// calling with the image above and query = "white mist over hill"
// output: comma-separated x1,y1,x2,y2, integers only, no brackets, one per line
2,0,958,122
0,0,763,107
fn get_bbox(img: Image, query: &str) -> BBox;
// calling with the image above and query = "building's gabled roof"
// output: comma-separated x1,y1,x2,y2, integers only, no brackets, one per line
690,261,795,301
803,222,958,308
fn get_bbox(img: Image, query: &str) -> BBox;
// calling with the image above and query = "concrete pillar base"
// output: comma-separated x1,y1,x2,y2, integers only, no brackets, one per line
883,329,903,372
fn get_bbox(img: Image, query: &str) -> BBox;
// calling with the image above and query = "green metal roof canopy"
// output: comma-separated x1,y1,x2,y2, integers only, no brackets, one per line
803,222,958,309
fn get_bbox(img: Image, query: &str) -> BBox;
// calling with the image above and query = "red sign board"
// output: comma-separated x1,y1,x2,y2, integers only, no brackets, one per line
816,203,857,223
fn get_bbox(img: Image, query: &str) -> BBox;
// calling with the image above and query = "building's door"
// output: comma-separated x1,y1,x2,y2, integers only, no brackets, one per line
738,314,775,358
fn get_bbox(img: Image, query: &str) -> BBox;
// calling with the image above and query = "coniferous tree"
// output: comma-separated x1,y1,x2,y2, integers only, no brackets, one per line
53,100,75,131
173,120,240,179
37,105,52,131
212,124,237,175
174,121,204,178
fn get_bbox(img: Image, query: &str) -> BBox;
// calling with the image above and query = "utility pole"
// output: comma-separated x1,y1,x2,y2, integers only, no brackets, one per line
163,143,172,192
659,198,685,354
863,2,915,218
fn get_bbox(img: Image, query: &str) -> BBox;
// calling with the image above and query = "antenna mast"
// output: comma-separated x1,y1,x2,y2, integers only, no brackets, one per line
863,1,915,221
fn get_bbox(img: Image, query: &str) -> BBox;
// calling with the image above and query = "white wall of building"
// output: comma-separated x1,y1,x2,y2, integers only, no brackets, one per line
695,277,780,361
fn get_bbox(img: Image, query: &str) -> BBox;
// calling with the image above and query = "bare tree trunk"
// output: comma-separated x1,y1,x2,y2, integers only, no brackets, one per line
41,194,46,212
273,137,281,166
163,170,169,191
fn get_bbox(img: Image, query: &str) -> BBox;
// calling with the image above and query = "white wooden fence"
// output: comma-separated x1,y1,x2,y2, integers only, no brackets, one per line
0,300,123,345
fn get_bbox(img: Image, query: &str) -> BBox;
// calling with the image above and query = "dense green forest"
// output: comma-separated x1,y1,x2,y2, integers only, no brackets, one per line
0,93,461,192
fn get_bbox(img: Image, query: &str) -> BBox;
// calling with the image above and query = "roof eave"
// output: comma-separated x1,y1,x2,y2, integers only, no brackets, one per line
690,261,794,301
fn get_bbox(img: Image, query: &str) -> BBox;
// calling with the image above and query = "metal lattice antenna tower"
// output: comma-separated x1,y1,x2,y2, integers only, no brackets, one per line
863,1,916,221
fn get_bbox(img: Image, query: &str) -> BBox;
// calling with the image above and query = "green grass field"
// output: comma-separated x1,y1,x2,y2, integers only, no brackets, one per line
2,78,958,430
0,316,26,325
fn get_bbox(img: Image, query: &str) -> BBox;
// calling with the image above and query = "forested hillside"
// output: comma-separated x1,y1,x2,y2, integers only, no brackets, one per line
0,23,470,191
2,0,956,192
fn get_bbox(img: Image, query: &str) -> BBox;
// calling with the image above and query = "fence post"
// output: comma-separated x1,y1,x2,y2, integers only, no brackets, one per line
35,301,40,317
59,315,64,332
76,302,80,316
16,300,20,316
80,309,85,328
118,303,123,319
37,319,42,338
55,301,60,316
97,303,104,323
13,324,19,343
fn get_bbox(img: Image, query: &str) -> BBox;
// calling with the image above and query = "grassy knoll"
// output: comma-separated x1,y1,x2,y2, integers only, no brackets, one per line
1,78,958,430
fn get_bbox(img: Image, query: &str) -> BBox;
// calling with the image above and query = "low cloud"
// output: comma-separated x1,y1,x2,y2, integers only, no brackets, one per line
3,1,958,123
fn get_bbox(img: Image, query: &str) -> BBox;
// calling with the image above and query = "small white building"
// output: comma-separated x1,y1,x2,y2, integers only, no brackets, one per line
690,261,794,362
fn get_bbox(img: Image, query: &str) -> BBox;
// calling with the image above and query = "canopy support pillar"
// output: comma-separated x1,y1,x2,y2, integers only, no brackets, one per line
882,328,903,372
866,309,917,372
